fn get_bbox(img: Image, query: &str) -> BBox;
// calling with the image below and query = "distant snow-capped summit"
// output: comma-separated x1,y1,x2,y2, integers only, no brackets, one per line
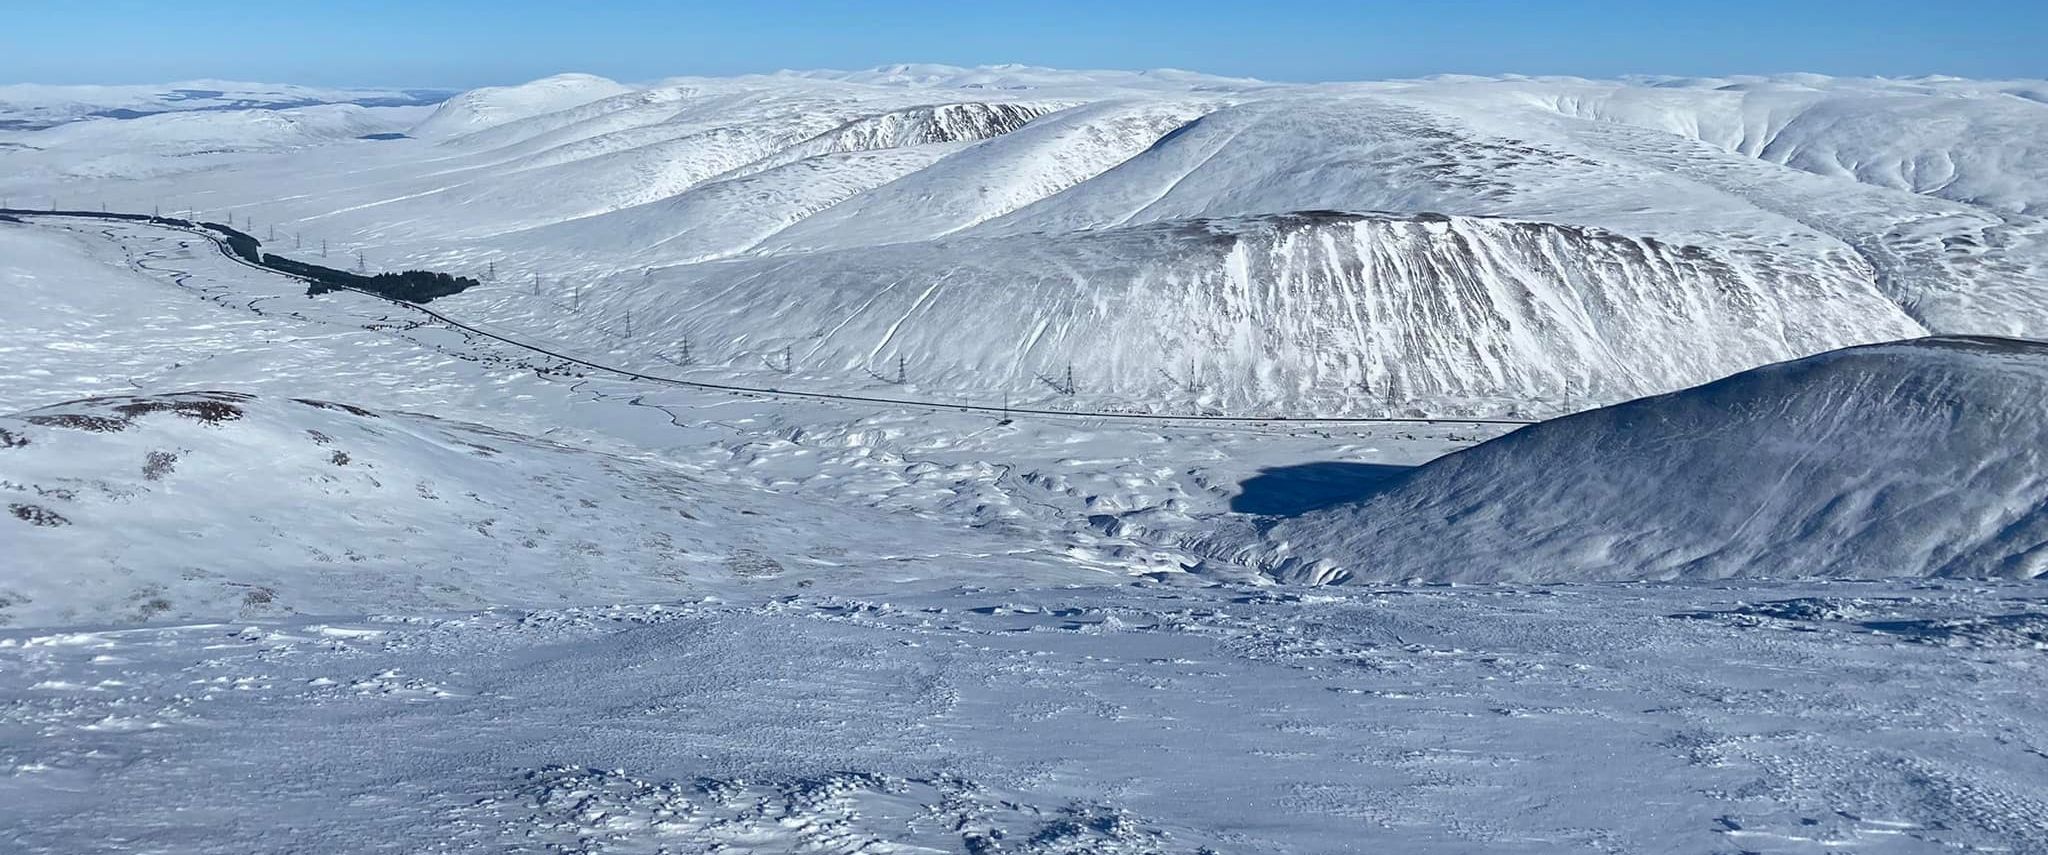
409,73,633,138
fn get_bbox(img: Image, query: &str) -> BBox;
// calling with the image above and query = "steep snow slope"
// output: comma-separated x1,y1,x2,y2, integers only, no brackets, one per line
748,100,1057,166
504,144,971,263
1205,337,2048,583
1409,79,2048,337
756,97,1218,250
970,86,2048,337
482,210,1922,416
0,390,1098,627
437,101,1065,236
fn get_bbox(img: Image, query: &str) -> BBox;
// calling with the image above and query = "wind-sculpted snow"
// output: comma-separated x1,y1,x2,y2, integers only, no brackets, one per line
1205,337,2048,583
540,211,1919,416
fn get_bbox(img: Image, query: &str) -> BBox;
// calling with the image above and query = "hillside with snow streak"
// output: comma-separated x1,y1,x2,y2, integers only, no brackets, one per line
1201,336,2048,583
484,210,1923,416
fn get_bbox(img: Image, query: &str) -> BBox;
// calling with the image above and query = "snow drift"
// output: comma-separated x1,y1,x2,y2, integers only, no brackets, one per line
1206,337,2048,583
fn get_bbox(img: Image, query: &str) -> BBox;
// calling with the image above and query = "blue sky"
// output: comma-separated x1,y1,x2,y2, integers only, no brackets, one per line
4,0,2043,88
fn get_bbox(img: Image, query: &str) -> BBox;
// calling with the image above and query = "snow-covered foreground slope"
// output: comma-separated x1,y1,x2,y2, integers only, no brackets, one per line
6,582,2048,853
6,69,2043,416
1206,336,2048,583
0,389,1116,627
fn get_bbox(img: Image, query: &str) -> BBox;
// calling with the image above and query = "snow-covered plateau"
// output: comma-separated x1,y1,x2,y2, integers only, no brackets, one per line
2,66,2047,853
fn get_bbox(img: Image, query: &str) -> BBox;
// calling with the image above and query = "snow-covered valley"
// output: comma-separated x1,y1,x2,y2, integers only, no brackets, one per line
3,66,2047,852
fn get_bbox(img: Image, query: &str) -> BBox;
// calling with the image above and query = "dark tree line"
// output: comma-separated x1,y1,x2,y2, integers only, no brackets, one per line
202,222,263,263
0,206,480,305
263,254,478,303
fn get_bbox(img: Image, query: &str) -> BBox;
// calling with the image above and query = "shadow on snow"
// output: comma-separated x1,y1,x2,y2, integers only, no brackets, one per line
1230,461,1414,517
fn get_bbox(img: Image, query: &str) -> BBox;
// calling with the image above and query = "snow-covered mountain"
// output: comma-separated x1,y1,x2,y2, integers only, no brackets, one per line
2,69,2044,417
408,72,633,139
515,211,1921,416
1200,336,2048,583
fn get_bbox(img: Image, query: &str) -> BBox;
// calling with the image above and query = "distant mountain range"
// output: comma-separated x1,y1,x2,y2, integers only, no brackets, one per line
3,67,2045,417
